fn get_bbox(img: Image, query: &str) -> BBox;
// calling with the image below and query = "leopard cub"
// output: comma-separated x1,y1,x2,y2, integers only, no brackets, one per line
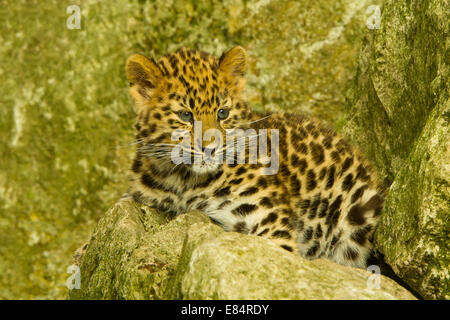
125,46,385,268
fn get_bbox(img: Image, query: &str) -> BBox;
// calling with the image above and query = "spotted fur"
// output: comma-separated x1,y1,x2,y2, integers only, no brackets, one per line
125,47,385,268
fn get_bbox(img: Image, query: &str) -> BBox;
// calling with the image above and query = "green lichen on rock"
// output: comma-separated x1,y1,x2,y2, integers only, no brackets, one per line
69,200,211,300
70,200,416,300
375,100,450,300
343,0,449,299
0,0,138,299
240,0,384,124
344,0,448,183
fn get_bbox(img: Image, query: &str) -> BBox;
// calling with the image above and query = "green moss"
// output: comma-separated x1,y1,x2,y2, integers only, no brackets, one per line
69,201,212,300
0,0,138,299
344,0,448,183
375,100,450,299
344,0,449,299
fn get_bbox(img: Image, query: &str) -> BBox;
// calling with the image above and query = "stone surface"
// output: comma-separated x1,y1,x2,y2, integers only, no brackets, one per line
343,0,448,184
1,0,376,299
69,200,416,300
238,0,383,125
375,100,450,300
69,200,210,300
343,0,449,299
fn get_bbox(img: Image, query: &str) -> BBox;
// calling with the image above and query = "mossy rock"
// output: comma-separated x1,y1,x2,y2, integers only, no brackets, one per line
375,99,450,300
69,199,416,300
344,0,449,299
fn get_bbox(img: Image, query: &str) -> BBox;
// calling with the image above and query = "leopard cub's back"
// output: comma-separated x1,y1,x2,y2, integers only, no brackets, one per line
249,113,385,267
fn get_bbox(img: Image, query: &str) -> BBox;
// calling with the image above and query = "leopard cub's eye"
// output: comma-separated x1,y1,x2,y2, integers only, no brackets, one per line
177,111,194,123
217,108,230,120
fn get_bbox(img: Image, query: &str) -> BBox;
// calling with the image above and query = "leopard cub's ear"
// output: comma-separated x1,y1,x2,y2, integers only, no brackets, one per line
126,54,163,111
219,46,247,76
218,46,247,93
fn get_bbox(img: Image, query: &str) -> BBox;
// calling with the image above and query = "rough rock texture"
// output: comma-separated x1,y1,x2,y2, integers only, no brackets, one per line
1,0,377,299
69,200,416,300
343,0,449,299
376,101,449,300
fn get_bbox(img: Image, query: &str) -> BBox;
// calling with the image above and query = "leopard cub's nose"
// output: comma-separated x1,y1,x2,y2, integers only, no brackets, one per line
202,147,216,157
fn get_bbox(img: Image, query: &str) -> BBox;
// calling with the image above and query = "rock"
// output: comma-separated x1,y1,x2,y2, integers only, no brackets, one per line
344,0,448,184
167,224,416,300
237,0,382,124
70,199,416,300
0,0,141,299
375,101,450,300
69,200,209,299
343,0,449,299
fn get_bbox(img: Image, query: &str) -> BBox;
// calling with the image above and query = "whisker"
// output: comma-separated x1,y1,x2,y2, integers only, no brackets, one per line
114,138,146,149
242,114,272,126
145,143,178,147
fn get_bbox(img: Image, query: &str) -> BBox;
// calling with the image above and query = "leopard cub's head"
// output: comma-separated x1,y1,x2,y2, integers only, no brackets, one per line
126,46,252,175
